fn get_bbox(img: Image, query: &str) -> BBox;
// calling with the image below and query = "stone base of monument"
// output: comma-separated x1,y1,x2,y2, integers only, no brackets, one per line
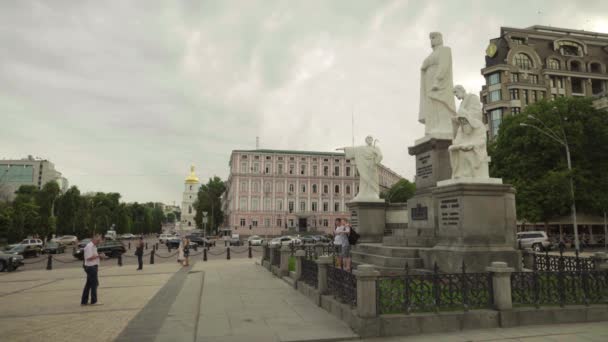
408,138,452,190
346,201,386,243
421,182,522,273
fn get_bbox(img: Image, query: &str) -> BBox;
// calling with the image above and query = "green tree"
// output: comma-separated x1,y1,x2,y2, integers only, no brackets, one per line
36,181,61,239
490,97,608,224
194,176,226,234
166,212,176,223
383,179,416,203
56,186,82,236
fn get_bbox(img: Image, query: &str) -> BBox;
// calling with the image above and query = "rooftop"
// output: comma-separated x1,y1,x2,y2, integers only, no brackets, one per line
232,149,346,157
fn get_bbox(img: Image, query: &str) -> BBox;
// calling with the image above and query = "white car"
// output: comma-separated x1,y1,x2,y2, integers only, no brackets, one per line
52,235,78,246
247,235,264,246
120,233,136,240
19,238,44,249
159,234,173,244
269,236,301,247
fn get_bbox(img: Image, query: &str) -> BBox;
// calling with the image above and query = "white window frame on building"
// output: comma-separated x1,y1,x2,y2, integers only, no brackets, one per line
278,164,284,174
299,201,306,212
264,218,270,227
240,161,248,173
240,218,246,227
334,201,340,212
288,183,295,193
323,202,329,212
289,201,294,213
253,163,259,173
312,184,318,193
239,198,247,210
277,199,283,211
252,219,258,227
311,201,318,212
301,184,306,193
252,198,259,211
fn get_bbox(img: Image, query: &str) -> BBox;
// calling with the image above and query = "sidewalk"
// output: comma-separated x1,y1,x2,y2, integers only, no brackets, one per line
362,321,608,341
0,263,180,342
152,258,358,342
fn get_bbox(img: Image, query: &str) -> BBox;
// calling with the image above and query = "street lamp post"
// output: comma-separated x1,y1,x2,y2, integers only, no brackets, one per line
520,113,580,252
202,211,208,238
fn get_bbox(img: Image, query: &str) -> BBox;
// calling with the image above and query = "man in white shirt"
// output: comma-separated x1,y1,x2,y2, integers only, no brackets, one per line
81,235,103,305
334,218,351,271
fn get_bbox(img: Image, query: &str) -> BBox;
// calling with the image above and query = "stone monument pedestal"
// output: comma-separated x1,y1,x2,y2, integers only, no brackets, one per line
420,182,522,272
347,201,386,243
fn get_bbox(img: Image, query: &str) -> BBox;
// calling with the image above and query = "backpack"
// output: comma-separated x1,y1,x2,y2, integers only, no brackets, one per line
348,226,360,245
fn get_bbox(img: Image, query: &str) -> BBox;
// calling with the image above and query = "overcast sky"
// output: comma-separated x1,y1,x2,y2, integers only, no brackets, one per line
2,1,607,204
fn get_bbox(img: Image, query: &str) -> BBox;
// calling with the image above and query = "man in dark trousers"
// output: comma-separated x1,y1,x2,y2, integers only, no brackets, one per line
81,235,103,306
135,236,144,270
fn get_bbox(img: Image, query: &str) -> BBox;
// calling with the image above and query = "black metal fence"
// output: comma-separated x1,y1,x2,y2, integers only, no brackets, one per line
289,243,338,259
532,250,595,272
301,257,318,288
327,265,357,306
376,263,493,314
511,269,608,307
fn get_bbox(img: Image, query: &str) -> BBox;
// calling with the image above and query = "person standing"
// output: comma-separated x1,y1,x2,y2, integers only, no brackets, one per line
183,238,190,267
177,239,184,265
334,218,351,271
81,235,103,306
135,237,144,270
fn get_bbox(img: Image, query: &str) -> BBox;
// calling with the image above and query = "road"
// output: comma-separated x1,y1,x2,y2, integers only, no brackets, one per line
10,237,263,272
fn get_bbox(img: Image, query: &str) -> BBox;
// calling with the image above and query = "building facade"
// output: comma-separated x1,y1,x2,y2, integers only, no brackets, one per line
481,25,608,138
0,155,68,202
221,149,403,237
180,166,200,230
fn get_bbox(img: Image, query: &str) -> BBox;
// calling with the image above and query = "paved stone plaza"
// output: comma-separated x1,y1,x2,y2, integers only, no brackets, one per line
1,258,607,341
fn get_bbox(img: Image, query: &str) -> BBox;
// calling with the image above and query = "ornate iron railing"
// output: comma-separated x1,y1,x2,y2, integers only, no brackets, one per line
377,263,493,314
301,257,318,288
271,247,281,266
327,265,357,306
289,243,338,259
263,245,270,261
533,250,595,272
511,269,608,307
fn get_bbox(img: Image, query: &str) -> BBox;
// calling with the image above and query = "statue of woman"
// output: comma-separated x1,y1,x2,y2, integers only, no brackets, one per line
336,136,383,202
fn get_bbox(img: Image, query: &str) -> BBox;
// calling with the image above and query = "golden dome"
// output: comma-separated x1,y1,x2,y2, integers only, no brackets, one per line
185,165,200,184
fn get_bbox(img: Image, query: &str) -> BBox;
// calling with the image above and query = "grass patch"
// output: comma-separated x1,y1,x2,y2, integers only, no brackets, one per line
288,256,295,272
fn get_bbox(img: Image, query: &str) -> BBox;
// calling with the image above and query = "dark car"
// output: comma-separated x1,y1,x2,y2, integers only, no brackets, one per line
299,236,316,245
186,235,216,247
77,239,92,249
165,238,182,249
73,240,126,259
0,252,24,271
43,241,65,254
311,235,331,244
8,244,41,258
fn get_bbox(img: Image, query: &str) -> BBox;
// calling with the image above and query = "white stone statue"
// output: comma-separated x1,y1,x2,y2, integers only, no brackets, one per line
448,85,490,179
336,136,383,202
419,32,457,138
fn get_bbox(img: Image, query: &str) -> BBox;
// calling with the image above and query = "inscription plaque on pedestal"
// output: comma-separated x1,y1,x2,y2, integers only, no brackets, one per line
411,204,428,221
439,197,461,228
350,209,359,230
416,152,432,180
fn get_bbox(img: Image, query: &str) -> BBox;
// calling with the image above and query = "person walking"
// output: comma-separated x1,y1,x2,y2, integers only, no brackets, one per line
135,237,144,270
81,235,103,306
183,238,190,267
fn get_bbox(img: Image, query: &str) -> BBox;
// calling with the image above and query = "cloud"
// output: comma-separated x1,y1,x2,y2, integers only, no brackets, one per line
1,0,607,203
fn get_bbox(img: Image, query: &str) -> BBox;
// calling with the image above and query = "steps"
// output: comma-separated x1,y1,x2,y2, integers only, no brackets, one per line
351,243,429,274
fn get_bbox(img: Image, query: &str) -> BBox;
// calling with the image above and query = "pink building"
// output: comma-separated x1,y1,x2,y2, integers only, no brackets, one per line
221,149,402,238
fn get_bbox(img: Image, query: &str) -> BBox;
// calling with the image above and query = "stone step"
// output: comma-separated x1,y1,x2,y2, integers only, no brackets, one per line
351,251,423,269
382,236,436,247
353,243,423,258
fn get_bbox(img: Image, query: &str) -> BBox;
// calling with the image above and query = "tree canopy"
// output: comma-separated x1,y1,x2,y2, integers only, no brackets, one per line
382,178,416,203
490,97,608,223
194,176,226,235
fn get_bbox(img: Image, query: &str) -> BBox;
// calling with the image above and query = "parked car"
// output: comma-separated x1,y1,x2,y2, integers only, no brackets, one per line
19,239,44,250
299,236,316,245
516,231,552,252
186,235,215,247
8,244,41,258
73,240,126,259
165,237,182,249
247,235,264,246
311,235,331,244
43,241,65,254
229,234,241,246
120,233,136,240
159,234,173,244
52,235,78,246
269,236,301,247
0,252,24,271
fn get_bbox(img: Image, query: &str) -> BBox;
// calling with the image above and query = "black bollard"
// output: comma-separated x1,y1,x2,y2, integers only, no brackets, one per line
145,242,148,250
118,253,123,266
227,246,231,260
150,246,155,265
224,240,228,247
155,242,159,250
73,247,76,255
128,242,131,249
7,257,13,272
194,244,198,251
203,248,207,261
168,244,171,252
248,246,252,258
47,254,52,270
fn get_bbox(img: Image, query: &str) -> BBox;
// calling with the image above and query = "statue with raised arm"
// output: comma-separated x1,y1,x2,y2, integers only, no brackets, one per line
448,85,490,179
336,136,383,202
419,32,457,138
